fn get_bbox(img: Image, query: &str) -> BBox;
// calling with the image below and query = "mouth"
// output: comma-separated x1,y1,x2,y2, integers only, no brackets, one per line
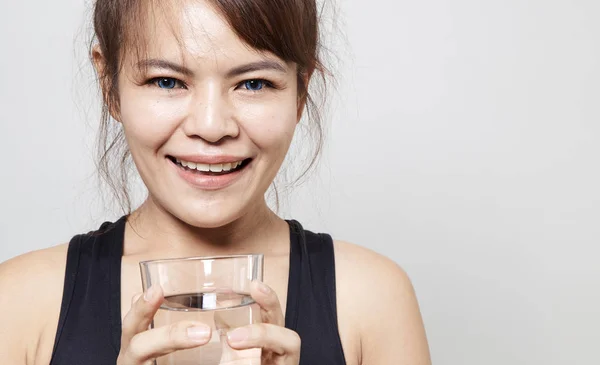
167,156,252,176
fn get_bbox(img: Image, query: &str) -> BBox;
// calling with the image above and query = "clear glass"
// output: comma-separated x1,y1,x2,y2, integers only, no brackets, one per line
140,254,264,365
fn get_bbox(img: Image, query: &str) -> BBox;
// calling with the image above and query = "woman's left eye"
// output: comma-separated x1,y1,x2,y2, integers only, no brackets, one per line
240,79,270,91
149,77,185,90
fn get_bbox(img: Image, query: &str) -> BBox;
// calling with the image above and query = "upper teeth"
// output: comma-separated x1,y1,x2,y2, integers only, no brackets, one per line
176,158,243,172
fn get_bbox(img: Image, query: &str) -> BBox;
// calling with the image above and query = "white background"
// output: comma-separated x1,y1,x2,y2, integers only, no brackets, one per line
1,0,599,364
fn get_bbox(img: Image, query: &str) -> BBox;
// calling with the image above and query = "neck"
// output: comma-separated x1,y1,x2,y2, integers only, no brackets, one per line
124,195,287,258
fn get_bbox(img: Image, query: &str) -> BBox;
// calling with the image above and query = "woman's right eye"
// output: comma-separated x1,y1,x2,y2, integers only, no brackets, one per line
149,77,185,90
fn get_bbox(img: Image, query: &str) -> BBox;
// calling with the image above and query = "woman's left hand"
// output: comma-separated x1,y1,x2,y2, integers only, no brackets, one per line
225,281,300,365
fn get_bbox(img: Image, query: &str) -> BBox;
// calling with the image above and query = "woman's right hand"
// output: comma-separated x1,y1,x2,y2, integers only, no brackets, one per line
117,286,212,365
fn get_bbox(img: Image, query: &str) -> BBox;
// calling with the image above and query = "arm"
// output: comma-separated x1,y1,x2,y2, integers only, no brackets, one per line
335,241,431,365
0,257,28,364
0,246,67,365
361,260,431,364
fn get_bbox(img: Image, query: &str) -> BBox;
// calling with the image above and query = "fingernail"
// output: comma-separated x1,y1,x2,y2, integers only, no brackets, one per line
143,286,155,302
187,325,210,341
257,281,271,295
227,327,250,344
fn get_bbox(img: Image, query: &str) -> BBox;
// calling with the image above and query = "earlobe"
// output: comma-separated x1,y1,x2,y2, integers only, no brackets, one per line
296,71,312,123
296,96,307,123
91,45,103,70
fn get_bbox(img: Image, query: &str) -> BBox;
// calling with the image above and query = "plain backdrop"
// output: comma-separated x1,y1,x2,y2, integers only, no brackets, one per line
1,0,599,364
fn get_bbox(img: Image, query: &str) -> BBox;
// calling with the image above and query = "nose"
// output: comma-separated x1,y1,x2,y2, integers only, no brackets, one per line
182,83,239,143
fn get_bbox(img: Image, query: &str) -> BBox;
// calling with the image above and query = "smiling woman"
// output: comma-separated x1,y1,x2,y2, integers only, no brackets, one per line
0,0,431,364
102,2,302,227
96,0,325,216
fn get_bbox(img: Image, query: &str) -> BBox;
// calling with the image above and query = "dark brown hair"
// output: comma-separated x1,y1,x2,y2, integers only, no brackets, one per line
91,0,330,213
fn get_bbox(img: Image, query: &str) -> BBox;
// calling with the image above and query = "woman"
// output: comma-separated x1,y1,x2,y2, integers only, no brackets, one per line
0,0,431,364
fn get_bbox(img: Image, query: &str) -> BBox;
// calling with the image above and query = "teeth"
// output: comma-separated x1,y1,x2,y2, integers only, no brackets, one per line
196,163,209,172
175,158,244,172
209,164,223,172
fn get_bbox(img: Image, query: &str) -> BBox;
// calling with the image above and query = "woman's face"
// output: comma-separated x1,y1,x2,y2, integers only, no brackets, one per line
114,0,301,228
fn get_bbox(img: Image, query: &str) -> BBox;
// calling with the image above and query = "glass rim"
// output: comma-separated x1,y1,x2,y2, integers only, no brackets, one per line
139,253,264,266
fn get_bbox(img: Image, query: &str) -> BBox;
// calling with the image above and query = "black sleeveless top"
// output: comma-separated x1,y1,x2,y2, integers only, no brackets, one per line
49,216,347,364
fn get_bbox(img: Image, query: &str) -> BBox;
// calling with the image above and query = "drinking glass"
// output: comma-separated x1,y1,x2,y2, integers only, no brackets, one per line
140,254,264,365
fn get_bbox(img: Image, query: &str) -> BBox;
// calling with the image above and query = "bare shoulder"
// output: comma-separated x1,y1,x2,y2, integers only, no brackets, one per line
333,240,412,286
0,243,69,288
332,240,416,317
0,243,69,365
333,240,432,365
333,240,416,308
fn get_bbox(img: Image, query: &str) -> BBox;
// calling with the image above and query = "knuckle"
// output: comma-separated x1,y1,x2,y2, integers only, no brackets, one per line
168,323,180,343
127,334,145,359
122,307,150,337
122,311,136,330
131,293,143,306
264,292,280,306
167,322,189,346
123,306,138,326
135,298,151,316
290,330,301,351
254,323,268,339
124,302,144,324
290,329,301,342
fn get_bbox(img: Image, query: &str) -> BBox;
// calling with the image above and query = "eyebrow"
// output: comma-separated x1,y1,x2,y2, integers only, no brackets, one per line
136,59,287,78
225,60,288,78
137,59,193,76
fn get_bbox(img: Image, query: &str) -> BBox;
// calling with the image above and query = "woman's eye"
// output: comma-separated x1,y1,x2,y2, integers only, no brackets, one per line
241,79,268,91
151,77,183,90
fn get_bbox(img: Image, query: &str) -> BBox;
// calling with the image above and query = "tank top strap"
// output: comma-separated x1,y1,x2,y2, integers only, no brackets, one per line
285,219,347,364
50,216,126,365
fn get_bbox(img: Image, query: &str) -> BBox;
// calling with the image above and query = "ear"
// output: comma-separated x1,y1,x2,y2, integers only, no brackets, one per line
91,45,121,122
296,69,314,123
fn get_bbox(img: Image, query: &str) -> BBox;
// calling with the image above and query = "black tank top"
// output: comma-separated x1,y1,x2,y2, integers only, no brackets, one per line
49,216,347,364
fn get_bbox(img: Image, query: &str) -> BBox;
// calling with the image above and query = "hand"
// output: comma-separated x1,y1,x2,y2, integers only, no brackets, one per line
225,281,301,365
117,286,213,365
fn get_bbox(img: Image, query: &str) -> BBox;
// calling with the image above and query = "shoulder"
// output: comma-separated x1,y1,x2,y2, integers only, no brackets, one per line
333,240,431,365
0,243,69,298
333,240,412,286
0,243,70,286
0,217,123,316
332,240,416,316
0,243,69,363
0,243,70,308
0,216,125,288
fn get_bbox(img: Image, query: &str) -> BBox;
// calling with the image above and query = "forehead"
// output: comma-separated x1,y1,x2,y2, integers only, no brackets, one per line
126,0,273,68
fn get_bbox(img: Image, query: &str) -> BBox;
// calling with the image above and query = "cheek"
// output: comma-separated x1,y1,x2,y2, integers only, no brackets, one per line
119,90,186,151
238,99,298,154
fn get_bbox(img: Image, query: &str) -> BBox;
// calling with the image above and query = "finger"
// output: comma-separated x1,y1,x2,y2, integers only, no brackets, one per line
121,321,212,362
131,292,142,307
250,280,284,326
121,285,164,348
226,323,301,356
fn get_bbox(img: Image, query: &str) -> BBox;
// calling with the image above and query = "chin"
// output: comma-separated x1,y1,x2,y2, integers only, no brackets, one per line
168,202,247,230
145,182,264,229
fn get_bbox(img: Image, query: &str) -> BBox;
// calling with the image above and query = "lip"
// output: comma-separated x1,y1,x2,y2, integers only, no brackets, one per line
168,156,250,190
169,154,249,164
